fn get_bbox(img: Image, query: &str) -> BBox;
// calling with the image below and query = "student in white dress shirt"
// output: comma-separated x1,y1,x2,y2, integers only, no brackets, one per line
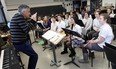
61,15,83,57
56,15,66,33
82,12,93,35
50,16,58,31
64,14,70,27
88,11,102,40
76,10,82,20
79,13,114,63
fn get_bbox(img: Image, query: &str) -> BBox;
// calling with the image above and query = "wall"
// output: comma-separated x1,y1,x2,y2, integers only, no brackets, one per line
4,0,63,21
63,1,73,12
1,0,9,21
102,0,116,7
5,0,63,10
7,10,18,21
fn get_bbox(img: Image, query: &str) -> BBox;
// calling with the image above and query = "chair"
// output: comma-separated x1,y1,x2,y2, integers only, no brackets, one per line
104,43,116,68
90,49,105,67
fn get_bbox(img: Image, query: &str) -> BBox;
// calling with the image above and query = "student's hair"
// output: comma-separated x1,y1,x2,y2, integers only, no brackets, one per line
94,10,100,15
51,16,56,19
18,4,30,13
100,13,111,24
71,15,78,23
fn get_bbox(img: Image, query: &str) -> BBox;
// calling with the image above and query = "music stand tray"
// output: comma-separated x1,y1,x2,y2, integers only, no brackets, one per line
62,28,80,68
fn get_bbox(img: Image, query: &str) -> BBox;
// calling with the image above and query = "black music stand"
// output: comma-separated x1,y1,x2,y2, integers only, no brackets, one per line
37,23,51,51
62,28,81,68
111,18,116,40
37,23,45,29
77,20,85,27
104,43,116,68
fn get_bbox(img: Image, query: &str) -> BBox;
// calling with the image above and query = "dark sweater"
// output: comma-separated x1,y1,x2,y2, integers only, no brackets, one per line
10,13,36,44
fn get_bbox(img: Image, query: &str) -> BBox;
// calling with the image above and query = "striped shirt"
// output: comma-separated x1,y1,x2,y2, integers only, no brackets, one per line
10,13,36,44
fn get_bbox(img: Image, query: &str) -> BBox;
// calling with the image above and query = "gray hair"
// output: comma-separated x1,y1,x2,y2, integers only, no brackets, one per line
18,4,30,13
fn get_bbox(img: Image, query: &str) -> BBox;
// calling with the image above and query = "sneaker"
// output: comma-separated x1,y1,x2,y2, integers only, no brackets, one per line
78,59,89,63
61,51,68,54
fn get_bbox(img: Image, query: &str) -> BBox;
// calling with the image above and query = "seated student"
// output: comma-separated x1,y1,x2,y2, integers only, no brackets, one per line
78,13,114,63
43,16,51,31
56,15,66,33
87,11,102,40
76,10,82,20
42,16,51,45
36,16,44,38
50,16,58,31
64,14,70,28
61,15,83,57
107,8,115,18
82,12,93,35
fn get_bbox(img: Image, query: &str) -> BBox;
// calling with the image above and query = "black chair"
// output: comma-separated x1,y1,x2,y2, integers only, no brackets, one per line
90,49,105,67
104,43,116,68
111,18,116,40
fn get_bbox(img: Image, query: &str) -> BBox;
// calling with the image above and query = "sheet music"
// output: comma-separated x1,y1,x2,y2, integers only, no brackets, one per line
42,30,57,40
50,35,60,42
42,30,66,45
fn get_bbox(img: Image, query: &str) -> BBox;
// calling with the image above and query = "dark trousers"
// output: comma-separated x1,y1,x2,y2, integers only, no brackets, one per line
13,41,38,69
82,43,103,53
87,31,99,40
64,40,71,50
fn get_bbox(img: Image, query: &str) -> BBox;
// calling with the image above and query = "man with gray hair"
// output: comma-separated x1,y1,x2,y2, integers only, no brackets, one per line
10,4,38,69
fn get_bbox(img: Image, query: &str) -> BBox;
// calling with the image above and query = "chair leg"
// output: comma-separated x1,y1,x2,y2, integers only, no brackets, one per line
91,57,93,67
108,61,110,68
103,51,105,59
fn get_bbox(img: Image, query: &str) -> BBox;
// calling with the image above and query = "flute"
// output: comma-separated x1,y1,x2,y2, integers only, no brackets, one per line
83,37,95,47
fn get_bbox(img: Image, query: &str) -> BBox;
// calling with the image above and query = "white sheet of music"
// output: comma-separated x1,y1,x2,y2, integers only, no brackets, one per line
42,30,66,45
0,50,4,69
42,30,57,40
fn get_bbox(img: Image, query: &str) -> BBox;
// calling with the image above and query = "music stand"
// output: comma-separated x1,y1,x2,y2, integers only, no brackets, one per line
37,23,51,51
37,23,45,29
42,30,66,67
62,28,81,68
77,20,85,27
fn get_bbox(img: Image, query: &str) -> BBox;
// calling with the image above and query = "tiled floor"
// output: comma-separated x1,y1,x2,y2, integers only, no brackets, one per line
20,40,116,69
20,32,116,69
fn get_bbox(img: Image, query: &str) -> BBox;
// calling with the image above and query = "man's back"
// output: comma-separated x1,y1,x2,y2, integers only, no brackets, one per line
10,13,30,44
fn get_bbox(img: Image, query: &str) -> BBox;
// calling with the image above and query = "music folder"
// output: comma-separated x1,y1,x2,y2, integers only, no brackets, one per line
37,23,45,29
62,28,82,38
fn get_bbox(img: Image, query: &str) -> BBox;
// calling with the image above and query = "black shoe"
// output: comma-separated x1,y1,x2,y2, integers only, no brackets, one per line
69,53,76,57
61,51,68,54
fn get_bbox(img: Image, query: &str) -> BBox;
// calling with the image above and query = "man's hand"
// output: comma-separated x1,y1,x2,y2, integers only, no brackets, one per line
88,40,94,44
